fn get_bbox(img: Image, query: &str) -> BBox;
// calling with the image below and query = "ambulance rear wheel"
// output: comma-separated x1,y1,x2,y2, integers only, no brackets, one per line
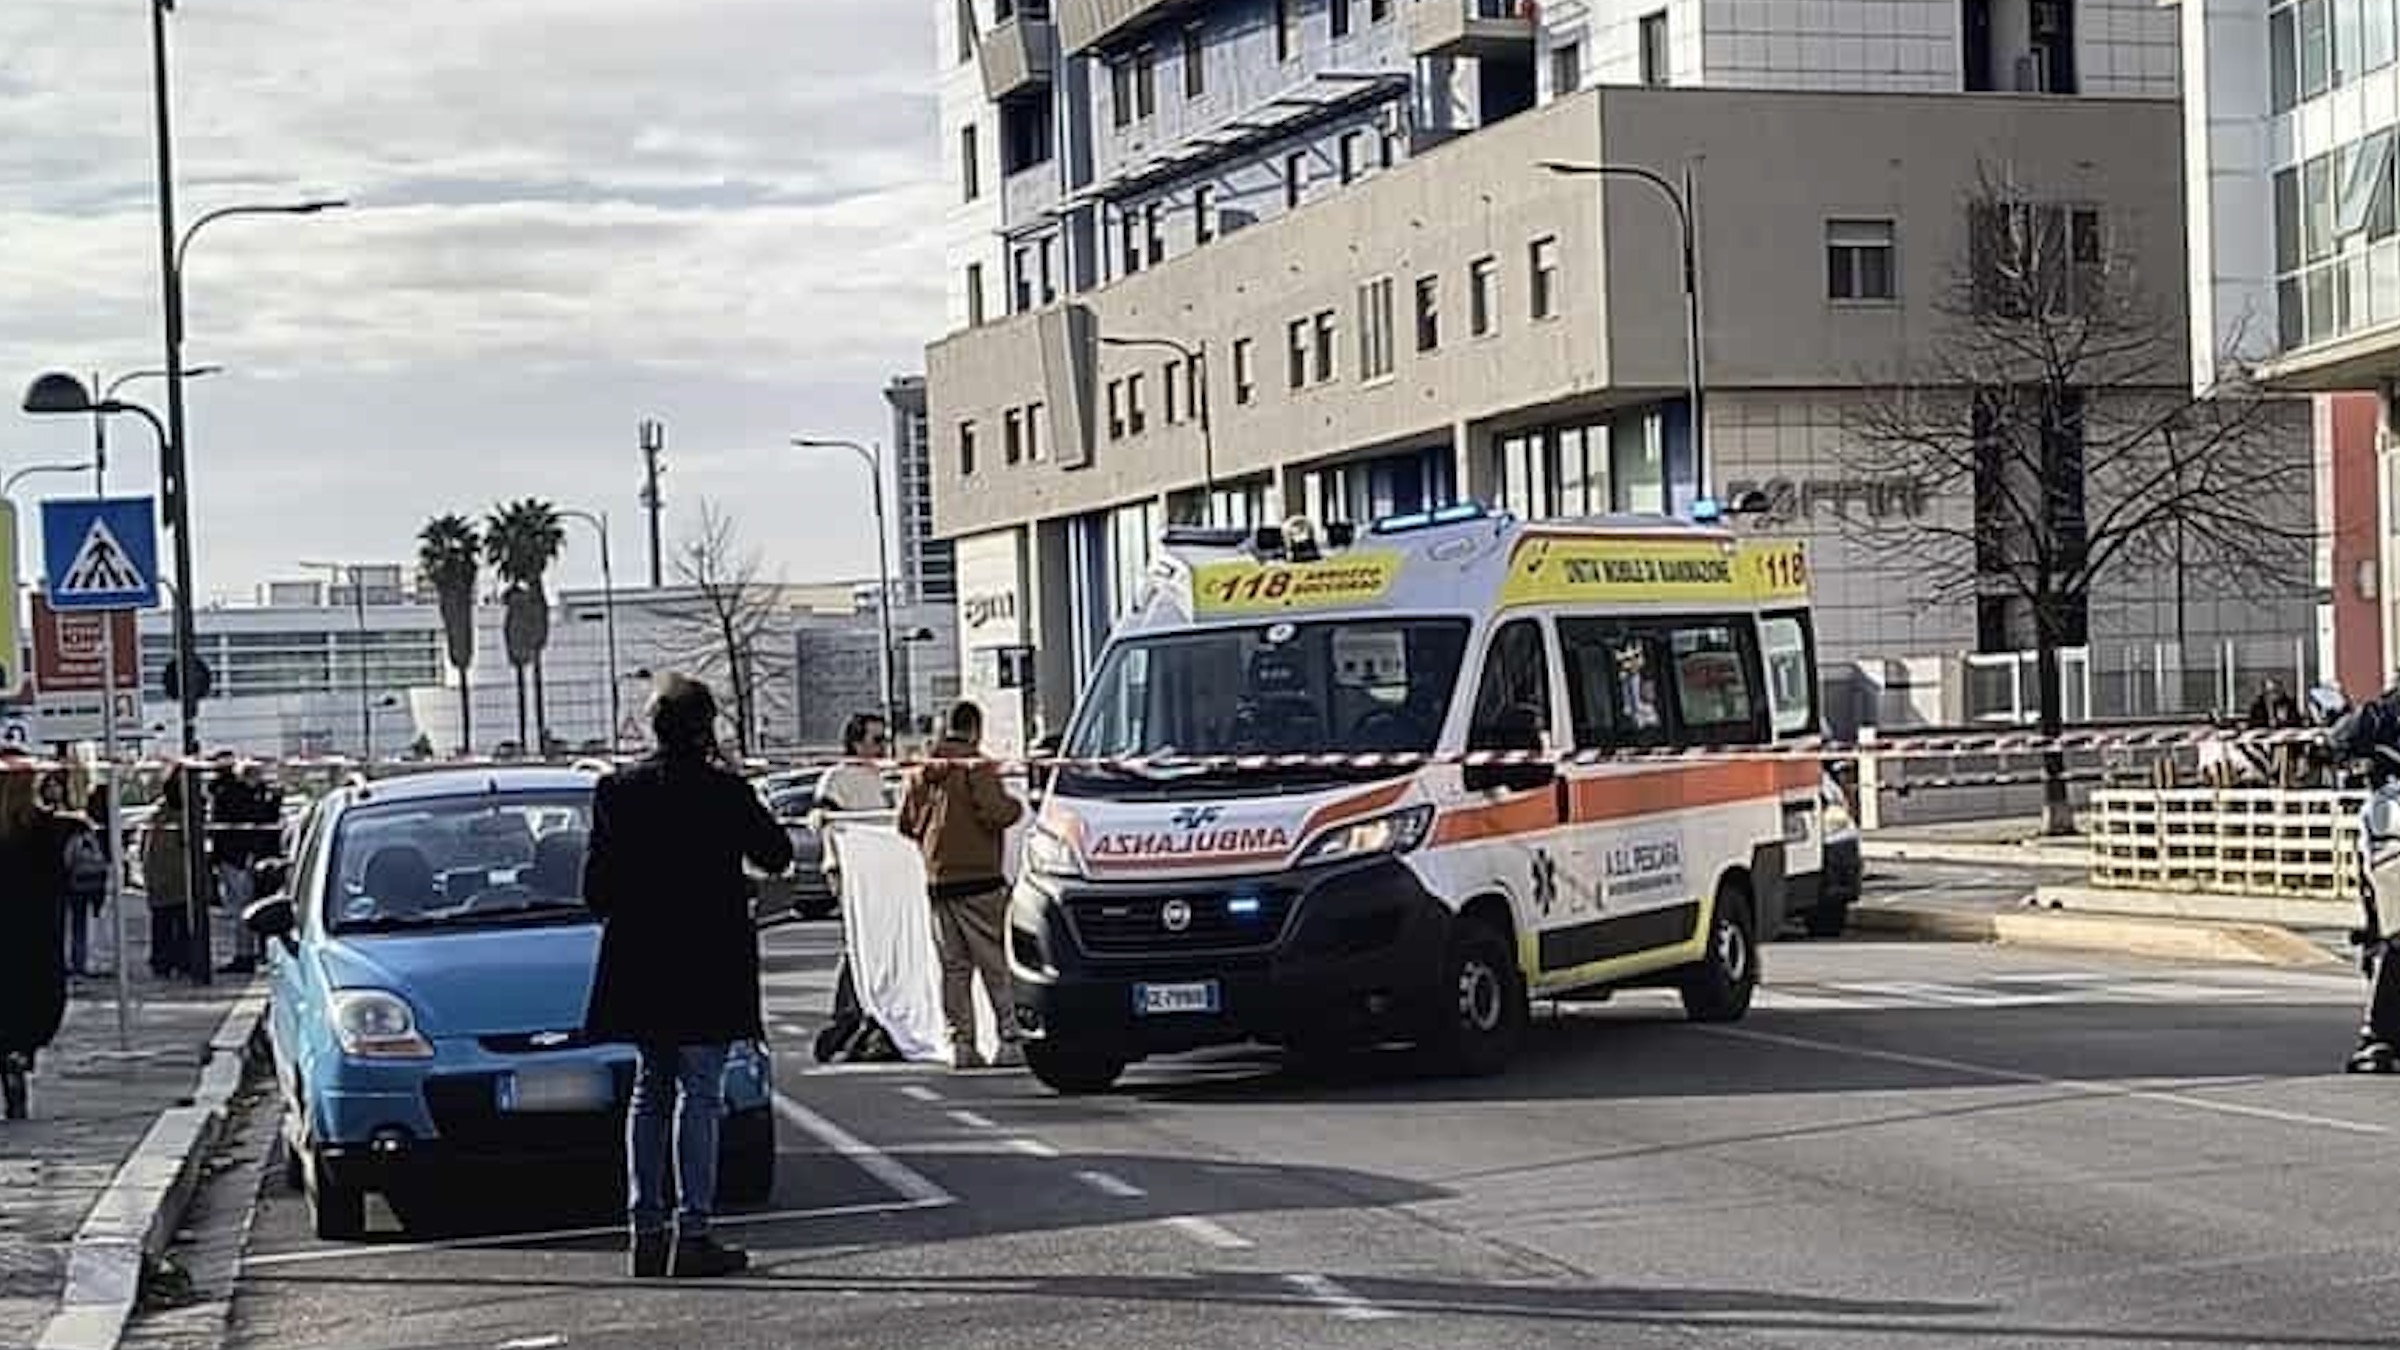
1679,883,1758,1024
1429,920,1526,1077
1026,1044,1125,1095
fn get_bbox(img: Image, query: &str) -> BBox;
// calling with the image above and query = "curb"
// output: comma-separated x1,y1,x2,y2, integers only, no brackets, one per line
2031,883,2355,933
1851,904,2340,969
34,985,269,1350
1861,838,2087,869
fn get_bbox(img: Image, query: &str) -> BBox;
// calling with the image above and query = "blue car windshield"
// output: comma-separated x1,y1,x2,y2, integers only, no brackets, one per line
325,791,595,934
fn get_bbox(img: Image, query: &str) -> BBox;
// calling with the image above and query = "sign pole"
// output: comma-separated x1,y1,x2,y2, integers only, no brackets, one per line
100,611,128,1052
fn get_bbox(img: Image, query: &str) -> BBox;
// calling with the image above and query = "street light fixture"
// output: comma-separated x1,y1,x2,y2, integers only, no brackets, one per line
1099,334,1217,522
793,438,899,736
558,508,623,752
1538,157,1709,498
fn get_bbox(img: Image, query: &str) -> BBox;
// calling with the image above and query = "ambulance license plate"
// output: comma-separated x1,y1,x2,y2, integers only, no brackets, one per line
1134,981,1220,1016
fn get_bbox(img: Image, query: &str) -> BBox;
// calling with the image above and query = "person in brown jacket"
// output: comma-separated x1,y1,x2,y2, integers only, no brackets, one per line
897,701,1025,1069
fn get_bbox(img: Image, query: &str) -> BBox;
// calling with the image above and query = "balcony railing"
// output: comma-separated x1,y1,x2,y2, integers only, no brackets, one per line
1408,0,1536,60
981,14,1056,101
1056,0,1191,56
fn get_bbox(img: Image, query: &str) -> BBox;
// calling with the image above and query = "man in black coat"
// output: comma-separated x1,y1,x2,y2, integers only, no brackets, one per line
582,673,792,1280
1,748,74,1119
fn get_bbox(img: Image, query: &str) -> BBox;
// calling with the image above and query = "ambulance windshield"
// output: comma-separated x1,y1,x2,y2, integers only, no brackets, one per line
1067,618,1471,766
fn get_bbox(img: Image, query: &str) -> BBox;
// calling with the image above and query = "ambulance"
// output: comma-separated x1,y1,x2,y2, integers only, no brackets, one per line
1008,502,1822,1094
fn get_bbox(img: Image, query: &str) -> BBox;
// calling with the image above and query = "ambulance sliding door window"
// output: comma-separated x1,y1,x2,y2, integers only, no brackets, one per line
1467,619,1552,752
1668,623,1766,745
1759,613,1817,737
1558,621,1669,751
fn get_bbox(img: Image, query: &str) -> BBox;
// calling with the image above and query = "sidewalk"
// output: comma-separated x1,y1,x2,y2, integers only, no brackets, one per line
1,907,263,1350
1862,815,2090,869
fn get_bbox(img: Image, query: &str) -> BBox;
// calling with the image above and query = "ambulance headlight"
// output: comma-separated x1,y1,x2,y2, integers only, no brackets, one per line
1298,806,1435,866
1023,823,1083,879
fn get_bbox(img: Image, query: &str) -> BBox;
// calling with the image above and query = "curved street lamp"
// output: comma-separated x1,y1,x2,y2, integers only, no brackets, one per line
793,437,899,736
558,508,622,751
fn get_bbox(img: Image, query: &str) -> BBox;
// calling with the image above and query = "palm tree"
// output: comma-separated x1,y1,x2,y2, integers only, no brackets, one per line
484,499,566,754
416,515,481,755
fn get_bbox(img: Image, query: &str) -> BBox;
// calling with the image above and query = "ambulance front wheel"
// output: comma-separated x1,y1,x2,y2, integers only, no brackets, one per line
1680,882,1759,1024
1026,1044,1126,1095
1429,918,1527,1077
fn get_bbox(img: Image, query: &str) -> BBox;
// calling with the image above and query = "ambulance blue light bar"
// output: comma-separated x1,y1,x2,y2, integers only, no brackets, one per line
1370,502,1491,535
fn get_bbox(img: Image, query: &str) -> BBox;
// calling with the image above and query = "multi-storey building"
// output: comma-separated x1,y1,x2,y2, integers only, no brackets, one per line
2169,0,2400,693
932,0,2307,755
887,374,958,605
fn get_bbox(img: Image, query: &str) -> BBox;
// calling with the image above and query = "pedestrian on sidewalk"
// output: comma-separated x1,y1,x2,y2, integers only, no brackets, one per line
818,713,893,815
59,793,108,980
141,775,196,981
209,760,279,976
582,673,793,1280
897,701,1024,1070
1,748,77,1119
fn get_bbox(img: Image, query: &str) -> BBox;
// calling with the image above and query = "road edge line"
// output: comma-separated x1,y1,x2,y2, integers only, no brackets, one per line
771,1091,955,1207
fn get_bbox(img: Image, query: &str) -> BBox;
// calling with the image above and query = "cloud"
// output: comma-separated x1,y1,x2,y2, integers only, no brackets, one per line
0,0,943,596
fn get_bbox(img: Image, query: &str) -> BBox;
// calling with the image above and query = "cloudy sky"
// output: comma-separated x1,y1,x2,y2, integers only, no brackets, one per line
0,0,941,600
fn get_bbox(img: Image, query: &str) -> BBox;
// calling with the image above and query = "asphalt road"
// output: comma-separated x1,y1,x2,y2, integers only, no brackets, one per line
214,912,2400,1350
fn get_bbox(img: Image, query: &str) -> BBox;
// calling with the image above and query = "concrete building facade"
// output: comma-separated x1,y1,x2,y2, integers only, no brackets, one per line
933,0,2312,754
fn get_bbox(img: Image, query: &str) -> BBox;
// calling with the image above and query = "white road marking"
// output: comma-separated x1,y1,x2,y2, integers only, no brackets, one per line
1004,1137,1062,1159
1282,1273,1398,1322
244,1197,947,1270
946,1109,999,1131
1163,1215,1254,1250
1754,990,1880,1011
794,1061,954,1077
899,1085,944,1103
1705,1025,2390,1137
497,1338,568,1350
773,1091,958,1205
1074,1170,1147,1199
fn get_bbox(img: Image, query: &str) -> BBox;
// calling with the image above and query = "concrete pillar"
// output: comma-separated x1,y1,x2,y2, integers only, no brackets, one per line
1454,418,1499,505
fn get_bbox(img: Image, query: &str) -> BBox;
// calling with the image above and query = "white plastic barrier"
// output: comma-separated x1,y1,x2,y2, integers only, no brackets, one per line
820,803,1031,1066
2088,787,2366,902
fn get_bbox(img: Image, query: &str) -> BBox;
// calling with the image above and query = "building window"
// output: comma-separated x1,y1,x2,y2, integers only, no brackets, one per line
1639,10,1670,87
1370,0,1390,21
1312,309,1338,384
1529,235,1561,320
1111,58,1134,128
1186,354,1205,421
2275,127,2400,349
1038,237,1058,304
1826,219,1898,302
1004,408,1025,465
1552,40,1582,95
1285,150,1308,209
1340,130,1367,185
965,262,986,326
1136,47,1158,119
955,0,975,65
1227,338,1255,406
1195,184,1218,244
2303,0,2333,99
1275,0,1297,60
1145,201,1165,266
1121,213,1143,275
1127,373,1147,434
1106,380,1125,439
959,420,978,475
1287,318,1310,390
1331,0,1352,40
1183,24,1206,97
1382,126,1405,169
1012,246,1034,313
1415,274,1441,352
1470,256,1498,336
1027,402,1046,462
1359,277,1396,381
1970,201,2107,317
960,124,981,201
1162,360,1183,425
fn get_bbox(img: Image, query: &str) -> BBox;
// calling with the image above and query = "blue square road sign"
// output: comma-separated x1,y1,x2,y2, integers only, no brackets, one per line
41,498,160,612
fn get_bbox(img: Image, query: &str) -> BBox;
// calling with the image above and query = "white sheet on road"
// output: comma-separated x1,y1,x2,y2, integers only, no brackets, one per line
822,813,1026,1065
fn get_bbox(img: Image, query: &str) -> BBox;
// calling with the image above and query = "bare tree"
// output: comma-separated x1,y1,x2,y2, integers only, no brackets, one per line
663,502,789,757
1842,165,2313,833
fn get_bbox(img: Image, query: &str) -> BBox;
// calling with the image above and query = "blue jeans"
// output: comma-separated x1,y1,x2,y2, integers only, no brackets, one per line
627,1043,729,1236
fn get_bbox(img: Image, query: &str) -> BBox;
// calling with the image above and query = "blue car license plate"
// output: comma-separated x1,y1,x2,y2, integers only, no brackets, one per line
500,1065,612,1114
1134,981,1220,1016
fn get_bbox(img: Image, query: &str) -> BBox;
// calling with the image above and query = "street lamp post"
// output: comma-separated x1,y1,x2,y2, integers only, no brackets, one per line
1100,334,1216,522
300,563,372,762
559,509,622,752
792,438,898,736
1538,157,1708,497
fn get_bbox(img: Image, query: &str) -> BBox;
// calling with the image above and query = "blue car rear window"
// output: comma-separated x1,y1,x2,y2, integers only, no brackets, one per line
326,791,595,934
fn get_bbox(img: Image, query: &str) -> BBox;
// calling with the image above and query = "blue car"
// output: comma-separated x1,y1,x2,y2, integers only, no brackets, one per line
244,767,777,1240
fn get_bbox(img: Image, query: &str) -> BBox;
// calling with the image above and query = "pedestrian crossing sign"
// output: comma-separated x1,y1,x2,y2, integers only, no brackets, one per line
41,498,159,612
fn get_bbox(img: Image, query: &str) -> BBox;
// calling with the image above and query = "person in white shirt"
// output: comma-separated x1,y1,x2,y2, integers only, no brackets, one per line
817,714,892,815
